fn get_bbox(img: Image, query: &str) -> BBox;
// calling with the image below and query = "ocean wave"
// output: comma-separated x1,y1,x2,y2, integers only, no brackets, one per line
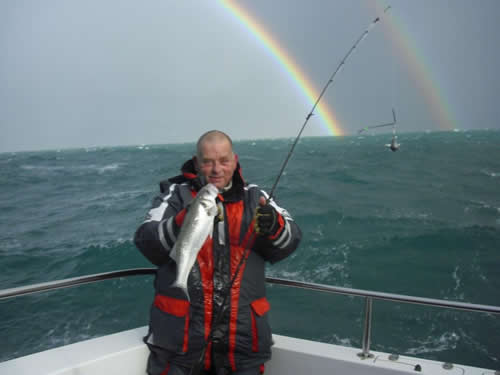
324,169,369,185
451,266,464,300
0,238,22,253
321,333,354,348
70,238,148,276
19,163,124,175
268,241,352,287
373,207,433,221
80,237,132,249
238,155,262,162
97,163,121,173
312,263,349,284
481,169,499,178
0,157,15,164
0,238,140,286
268,269,302,280
405,331,460,356
463,199,500,226
79,190,152,214
20,164,66,171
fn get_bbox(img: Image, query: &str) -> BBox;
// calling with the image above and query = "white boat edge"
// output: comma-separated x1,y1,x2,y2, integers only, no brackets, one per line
0,326,496,375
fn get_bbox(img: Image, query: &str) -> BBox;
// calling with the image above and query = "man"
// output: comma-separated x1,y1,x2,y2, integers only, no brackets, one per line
134,130,302,375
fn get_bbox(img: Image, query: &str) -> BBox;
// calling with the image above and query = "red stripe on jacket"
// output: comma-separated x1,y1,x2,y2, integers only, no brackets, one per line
154,295,190,352
226,202,245,371
226,201,258,370
269,213,285,241
250,297,270,352
160,362,171,375
174,190,196,226
251,308,258,352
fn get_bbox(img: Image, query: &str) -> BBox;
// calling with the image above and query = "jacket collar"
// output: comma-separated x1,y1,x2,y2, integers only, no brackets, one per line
161,158,245,202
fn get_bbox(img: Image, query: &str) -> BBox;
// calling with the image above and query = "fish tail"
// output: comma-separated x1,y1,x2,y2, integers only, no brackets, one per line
171,281,190,301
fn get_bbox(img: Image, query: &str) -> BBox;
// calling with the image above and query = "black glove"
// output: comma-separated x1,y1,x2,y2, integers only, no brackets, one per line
255,203,280,237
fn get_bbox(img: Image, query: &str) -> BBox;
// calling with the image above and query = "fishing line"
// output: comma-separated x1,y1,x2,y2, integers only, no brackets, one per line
268,5,391,201
358,107,396,134
189,6,391,374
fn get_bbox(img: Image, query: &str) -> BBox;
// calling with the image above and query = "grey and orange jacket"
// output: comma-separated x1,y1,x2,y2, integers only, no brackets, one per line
134,158,302,372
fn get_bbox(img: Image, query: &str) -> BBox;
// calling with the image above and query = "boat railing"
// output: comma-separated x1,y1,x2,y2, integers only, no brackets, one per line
1,267,499,359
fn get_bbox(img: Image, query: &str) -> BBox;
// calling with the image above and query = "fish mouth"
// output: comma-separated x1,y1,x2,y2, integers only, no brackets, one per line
201,183,219,194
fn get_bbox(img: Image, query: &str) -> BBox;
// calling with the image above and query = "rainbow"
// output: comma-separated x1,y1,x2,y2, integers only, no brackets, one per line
219,1,456,134
372,2,455,131
217,0,343,136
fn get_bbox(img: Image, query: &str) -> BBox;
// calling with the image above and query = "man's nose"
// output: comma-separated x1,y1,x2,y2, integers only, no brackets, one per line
212,161,221,173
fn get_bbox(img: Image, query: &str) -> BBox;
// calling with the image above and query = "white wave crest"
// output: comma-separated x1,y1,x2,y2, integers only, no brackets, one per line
20,163,123,174
481,169,499,178
406,331,460,356
97,163,121,174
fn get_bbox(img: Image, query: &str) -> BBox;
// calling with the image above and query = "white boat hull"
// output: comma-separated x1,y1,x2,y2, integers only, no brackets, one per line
0,326,495,375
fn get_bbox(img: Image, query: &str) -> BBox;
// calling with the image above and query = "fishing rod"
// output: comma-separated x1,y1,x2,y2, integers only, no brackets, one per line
189,6,391,374
268,5,392,201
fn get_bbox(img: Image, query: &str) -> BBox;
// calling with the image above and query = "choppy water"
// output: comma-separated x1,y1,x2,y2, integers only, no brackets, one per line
1,130,499,369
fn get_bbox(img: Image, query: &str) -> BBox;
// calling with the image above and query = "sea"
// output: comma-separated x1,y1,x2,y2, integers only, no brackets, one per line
0,129,499,369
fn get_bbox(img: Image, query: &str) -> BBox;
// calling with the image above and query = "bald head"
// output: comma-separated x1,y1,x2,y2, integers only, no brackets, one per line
196,130,233,159
195,130,237,189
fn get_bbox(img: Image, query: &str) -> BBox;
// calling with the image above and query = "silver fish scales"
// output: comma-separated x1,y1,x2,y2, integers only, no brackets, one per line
170,183,219,300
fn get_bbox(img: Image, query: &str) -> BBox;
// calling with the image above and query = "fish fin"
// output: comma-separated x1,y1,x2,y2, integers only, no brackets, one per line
208,204,219,217
169,246,177,261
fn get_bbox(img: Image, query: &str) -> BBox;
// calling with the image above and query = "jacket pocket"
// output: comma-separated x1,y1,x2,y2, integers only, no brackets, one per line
150,294,190,353
250,297,272,353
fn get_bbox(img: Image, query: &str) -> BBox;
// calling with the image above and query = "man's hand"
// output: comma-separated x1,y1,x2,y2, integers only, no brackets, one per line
255,197,280,237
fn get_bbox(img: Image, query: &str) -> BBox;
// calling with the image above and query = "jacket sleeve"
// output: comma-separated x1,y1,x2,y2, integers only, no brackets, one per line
253,191,302,264
134,183,188,266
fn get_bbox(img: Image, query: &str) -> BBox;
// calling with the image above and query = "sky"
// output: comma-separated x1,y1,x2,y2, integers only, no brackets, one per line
1,0,499,152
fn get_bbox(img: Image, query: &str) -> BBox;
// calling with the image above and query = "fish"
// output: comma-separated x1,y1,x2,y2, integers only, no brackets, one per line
170,183,219,300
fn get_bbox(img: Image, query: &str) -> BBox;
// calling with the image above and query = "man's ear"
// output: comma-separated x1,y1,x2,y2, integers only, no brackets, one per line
233,153,238,171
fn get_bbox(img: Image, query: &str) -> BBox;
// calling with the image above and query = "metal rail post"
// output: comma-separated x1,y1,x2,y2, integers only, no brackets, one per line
358,297,374,359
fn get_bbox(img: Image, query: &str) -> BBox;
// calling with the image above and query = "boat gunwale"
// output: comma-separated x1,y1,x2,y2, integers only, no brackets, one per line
1,267,499,315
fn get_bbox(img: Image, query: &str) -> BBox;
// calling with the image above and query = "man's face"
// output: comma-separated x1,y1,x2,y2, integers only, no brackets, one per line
196,139,237,190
